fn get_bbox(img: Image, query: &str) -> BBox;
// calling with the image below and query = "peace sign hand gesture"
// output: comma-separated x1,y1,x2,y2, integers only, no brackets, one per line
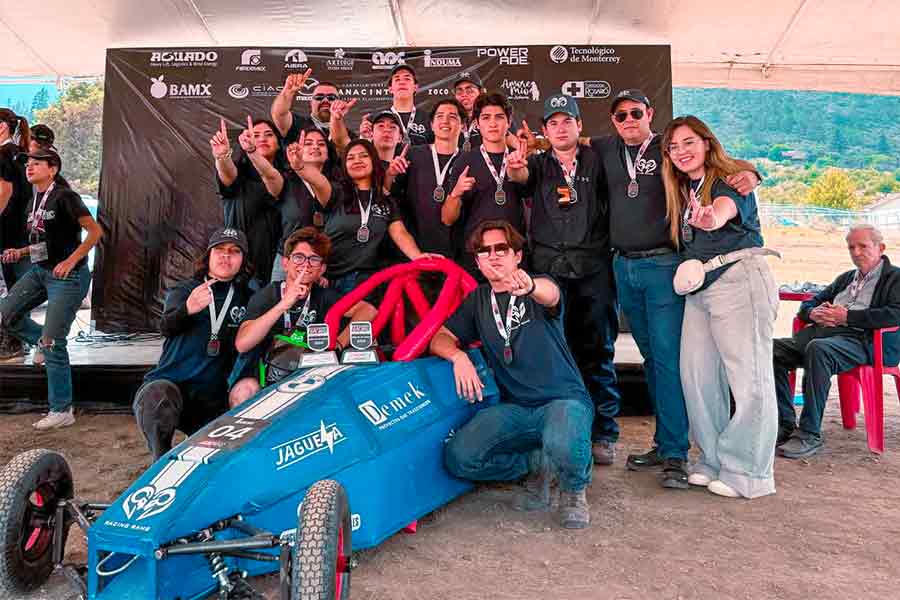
286,137,305,173
210,118,231,159
507,137,528,171
329,98,357,122
238,115,257,154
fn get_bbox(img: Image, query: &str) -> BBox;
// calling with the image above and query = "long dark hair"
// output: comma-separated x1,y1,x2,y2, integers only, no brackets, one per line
300,126,340,180
193,245,256,285
339,138,387,212
236,117,287,174
0,108,30,152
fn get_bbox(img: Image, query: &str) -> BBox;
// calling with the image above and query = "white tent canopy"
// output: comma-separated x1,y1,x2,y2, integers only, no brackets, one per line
2,0,899,94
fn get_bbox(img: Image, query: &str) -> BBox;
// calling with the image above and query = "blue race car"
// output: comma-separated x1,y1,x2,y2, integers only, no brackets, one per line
0,260,499,600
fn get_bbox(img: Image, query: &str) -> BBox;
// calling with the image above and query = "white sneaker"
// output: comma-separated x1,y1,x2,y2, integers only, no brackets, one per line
33,409,75,430
688,472,712,487
707,480,740,498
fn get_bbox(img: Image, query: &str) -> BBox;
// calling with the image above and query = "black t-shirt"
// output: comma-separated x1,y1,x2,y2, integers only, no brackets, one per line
243,282,343,352
682,179,764,292
390,107,432,146
273,172,331,252
25,183,90,269
0,143,29,251
445,147,527,247
445,279,591,408
522,147,610,277
146,276,252,390
217,158,283,283
590,134,672,253
322,188,401,279
284,112,358,147
391,145,462,257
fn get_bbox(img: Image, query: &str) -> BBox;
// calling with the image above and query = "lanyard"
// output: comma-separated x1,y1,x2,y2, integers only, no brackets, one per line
490,290,518,351
684,176,706,221
311,116,329,134
431,144,457,187
848,268,878,302
624,133,655,183
28,182,56,234
281,282,313,329
462,121,478,143
480,146,509,191
391,106,416,141
553,151,578,191
358,189,373,228
207,280,235,341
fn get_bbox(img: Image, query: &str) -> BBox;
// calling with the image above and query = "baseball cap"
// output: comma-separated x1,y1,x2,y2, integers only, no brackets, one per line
453,71,483,89
371,110,403,129
610,89,651,113
31,124,55,146
543,93,581,123
388,63,417,83
25,147,62,170
207,227,248,254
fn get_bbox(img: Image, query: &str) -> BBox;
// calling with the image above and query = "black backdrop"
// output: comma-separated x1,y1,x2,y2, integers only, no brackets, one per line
94,44,671,332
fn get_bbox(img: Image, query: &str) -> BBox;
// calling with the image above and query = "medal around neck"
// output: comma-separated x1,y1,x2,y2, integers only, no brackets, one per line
357,225,370,243
342,321,378,364
300,323,339,368
433,186,446,203
627,180,639,198
207,337,221,357
462,141,471,152
494,189,507,206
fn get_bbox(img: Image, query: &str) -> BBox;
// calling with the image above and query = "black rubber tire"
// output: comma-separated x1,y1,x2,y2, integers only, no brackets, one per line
292,480,351,600
0,449,74,595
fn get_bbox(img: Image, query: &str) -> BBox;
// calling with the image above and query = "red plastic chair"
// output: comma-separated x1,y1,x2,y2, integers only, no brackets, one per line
788,318,899,453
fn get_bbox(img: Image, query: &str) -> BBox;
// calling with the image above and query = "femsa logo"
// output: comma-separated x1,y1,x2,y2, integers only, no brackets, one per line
122,485,176,521
476,47,529,65
371,51,405,70
272,420,346,470
501,79,540,101
562,80,611,99
357,381,430,430
149,75,211,99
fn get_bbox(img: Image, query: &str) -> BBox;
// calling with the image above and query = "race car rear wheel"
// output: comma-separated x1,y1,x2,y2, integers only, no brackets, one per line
0,449,74,595
292,479,351,600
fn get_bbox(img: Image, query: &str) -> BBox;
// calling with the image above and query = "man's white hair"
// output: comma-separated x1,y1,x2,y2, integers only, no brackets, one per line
846,223,884,245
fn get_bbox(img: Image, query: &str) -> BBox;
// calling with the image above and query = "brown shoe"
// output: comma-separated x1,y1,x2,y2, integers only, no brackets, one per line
591,441,615,466
559,489,590,529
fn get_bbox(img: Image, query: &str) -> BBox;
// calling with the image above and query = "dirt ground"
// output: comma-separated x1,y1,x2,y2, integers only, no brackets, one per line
3,225,900,600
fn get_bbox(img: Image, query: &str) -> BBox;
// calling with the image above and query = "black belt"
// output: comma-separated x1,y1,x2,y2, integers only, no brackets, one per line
614,247,674,259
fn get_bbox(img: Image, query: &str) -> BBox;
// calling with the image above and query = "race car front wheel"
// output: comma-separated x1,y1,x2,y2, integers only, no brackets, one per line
0,449,74,595
292,479,351,600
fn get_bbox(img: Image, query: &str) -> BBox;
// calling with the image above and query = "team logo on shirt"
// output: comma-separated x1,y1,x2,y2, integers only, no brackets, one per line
230,306,247,323
407,122,427,135
371,203,393,219
509,304,531,332
636,158,658,175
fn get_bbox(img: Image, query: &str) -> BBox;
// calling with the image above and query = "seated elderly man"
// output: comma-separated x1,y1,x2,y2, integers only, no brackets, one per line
773,224,900,458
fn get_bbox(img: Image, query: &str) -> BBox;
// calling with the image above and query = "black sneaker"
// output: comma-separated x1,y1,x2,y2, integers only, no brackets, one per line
660,458,689,490
777,431,824,459
776,425,796,447
591,441,615,466
626,447,664,471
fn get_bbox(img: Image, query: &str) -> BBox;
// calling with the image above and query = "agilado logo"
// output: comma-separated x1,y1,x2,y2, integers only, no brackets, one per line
357,381,431,430
562,80,611,99
149,75,212,99
236,49,266,72
371,51,405,70
501,79,540,101
284,49,309,70
423,49,462,68
476,47,529,65
150,50,218,68
272,420,347,470
549,46,621,65
327,48,355,71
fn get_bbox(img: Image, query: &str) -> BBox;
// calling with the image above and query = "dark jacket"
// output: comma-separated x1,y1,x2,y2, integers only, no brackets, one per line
799,255,900,366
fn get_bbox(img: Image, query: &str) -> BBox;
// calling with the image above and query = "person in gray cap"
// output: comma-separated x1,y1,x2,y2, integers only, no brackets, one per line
507,93,621,480
132,227,253,459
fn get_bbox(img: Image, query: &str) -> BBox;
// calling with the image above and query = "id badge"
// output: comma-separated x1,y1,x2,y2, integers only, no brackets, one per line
29,242,49,263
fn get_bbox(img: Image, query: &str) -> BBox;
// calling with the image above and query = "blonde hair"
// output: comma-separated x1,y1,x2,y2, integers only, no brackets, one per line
661,115,747,247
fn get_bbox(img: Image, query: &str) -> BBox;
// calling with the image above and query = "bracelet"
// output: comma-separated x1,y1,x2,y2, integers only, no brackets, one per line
244,146,257,155
525,277,537,296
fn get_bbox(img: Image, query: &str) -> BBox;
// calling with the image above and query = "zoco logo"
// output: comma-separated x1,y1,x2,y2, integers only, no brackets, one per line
237,49,266,72
371,51,405,70
549,45,569,64
149,75,211,99
476,47,529,65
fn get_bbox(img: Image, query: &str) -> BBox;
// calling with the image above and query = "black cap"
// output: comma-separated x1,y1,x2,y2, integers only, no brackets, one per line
453,71,483,89
26,147,62,170
31,124,55,146
371,110,403,129
388,63,417,83
207,227,248,254
610,89,651,113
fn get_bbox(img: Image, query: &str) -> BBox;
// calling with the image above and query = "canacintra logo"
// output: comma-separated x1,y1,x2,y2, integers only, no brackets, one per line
476,47,529,65
371,51,405,70
327,48,354,71
550,46,620,64
272,420,346,470
501,79,540,101
562,80,611,99
358,381,431,430
237,49,266,72
284,49,309,70
149,75,212,99
150,50,218,68
423,49,462,68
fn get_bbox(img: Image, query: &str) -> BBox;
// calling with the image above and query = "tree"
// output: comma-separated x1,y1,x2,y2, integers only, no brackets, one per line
35,81,103,195
30,88,50,114
768,144,790,162
806,168,858,209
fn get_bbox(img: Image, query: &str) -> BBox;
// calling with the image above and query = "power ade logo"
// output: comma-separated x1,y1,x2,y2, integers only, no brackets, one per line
284,49,309,70
371,51,405,70
150,75,212,99
150,50,218,68
272,420,347,470
236,49,266,72
562,80,611,99
423,49,462,68
476,47,529,65
327,48,354,71
501,79,541,101
357,381,430,430
549,46,620,64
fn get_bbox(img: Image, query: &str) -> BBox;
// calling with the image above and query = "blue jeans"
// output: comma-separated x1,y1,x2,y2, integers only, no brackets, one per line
445,398,594,492
0,263,91,411
613,253,689,460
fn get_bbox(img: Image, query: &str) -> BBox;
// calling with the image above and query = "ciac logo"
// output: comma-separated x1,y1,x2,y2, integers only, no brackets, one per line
150,75,211,99
371,51,406,70
550,45,569,64
237,49,266,72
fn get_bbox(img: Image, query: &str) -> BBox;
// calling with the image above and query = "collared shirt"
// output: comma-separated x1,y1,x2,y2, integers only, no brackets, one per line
834,260,884,310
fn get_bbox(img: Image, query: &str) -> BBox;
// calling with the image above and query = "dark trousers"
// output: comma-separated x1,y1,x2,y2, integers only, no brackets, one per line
558,268,621,443
773,331,870,436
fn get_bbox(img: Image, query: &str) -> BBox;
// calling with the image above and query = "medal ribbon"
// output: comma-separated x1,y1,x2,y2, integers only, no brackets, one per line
431,144,458,189
554,152,578,194
281,282,313,330
358,189,373,230
489,290,518,354
480,146,509,194
390,106,417,141
624,133,655,187
27,182,56,238
207,280,235,341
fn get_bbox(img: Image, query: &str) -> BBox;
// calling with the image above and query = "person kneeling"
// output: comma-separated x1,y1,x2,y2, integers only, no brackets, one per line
229,226,376,406
134,228,253,460
429,220,594,529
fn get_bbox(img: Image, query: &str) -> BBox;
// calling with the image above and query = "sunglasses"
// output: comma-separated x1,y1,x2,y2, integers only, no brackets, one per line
475,243,512,258
312,93,339,102
614,108,644,123
288,253,324,267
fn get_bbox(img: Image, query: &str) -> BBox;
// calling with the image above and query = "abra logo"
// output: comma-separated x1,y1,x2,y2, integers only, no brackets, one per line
500,79,540,101
357,381,431,430
149,50,218,68
371,51,405,70
272,420,346,470
423,49,462,68
477,47,529,65
561,80,611,99
122,485,176,521
236,49,266,72
327,48,354,71
149,75,211,99
284,49,309,70
549,45,569,64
